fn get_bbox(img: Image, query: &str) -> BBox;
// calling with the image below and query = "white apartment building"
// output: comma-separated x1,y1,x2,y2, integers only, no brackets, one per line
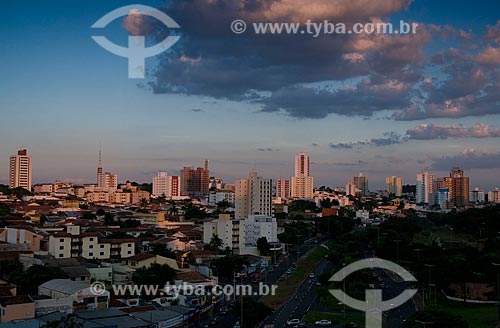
203,214,277,255
239,215,278,255
416,171,434,204
48,226,135,261
203,214,238,250
9,149,32,190
470,188,486,203
291,152,314,199
153,172,181,198
207,191,235,206
235,172,272,220
153,172,169,196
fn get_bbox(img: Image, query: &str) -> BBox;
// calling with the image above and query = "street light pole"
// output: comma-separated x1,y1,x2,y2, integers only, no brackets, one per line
297,234,300,256
424,264,435,308
394,239,401,264
414,248,422,264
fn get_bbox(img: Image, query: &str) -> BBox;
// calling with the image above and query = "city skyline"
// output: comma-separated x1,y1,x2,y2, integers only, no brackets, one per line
1,0,500,189
2,147,498,195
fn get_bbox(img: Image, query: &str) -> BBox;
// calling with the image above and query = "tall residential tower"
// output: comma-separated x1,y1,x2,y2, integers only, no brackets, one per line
291,152,314,199
9,149,32,190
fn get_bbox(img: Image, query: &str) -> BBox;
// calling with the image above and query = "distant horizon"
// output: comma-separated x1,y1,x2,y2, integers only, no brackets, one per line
1,148,498,191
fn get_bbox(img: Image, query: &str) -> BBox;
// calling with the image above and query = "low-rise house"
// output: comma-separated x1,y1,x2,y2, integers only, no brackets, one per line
38,279,109,312
123,254,179,271
43,258,91,283
0,295,35,323
0,227,43,252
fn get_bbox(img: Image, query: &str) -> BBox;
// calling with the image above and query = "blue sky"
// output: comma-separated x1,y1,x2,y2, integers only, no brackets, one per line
1,0,500,190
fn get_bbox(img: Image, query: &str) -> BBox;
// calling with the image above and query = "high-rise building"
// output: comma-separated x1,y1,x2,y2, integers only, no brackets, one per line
9,149,32,190
345,181,357,196
470,188,486,204
435,177,453,192
354,173,368,196
489,188,500,203
153,172,180,198
208,177,224,190
291,152,314,199
170,176,180,198
416,171,434,204
235,172,272,220
104,172,118,189
153,172,169,197
386,176,403,197
180,160,209,197
450,167,469,208
276,178,290,199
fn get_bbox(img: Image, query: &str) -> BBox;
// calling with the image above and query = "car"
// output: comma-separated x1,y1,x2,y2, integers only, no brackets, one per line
309,273,315,279
344,323,359,328
315,319,332,326
286,319,301,326
209,318,217,326
286,269,292,274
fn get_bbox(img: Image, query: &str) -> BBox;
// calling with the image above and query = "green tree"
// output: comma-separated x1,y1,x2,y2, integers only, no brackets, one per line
209,234,224,250
233,297,273,328
131,263,176,287
150,243,176,259
104,212,115,225
211,255,248,281
10,265,68,295
139,198,149,209
256,237,270,256
0,203,11,216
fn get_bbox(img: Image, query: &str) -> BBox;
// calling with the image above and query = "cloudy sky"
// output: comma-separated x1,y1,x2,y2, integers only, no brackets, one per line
0,0,500,190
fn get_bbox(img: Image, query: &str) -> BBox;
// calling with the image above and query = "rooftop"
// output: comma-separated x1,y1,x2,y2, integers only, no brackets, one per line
39,279,88,295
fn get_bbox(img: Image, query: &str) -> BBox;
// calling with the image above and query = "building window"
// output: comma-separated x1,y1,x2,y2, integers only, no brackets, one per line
59,238,64,242
100,245,104,248
127,251,132,254
89,252,93,257
89,245,93,249
59,246,64,250
59,254,64,258
89,238,94,241
128,243,132,247
100,252,104,256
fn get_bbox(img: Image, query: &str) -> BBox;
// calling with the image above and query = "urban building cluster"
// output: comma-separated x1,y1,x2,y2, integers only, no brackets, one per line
1,148,500,327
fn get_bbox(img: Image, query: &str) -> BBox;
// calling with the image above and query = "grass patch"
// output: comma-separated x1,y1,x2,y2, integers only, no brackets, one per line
431,295,498,328
261,241,333,308
414,229,480,248
304,311,365,326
